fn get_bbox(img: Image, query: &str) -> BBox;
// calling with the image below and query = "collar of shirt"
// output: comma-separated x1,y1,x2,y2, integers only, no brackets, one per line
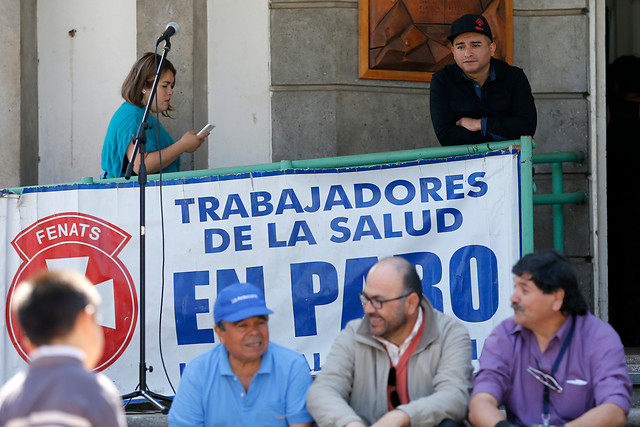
219,342,273,378
460,64,497,99
511,314,573,353
31,345,86,363
375,307,423,366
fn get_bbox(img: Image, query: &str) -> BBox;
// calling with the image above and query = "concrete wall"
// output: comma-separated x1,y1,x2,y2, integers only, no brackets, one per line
0,0,26,188
207,0,271,168
269,0,597,307
0,0,602,309
514,1,594,302
137,0,209,172
268,1,593,162
270,0,433,162
20,0,39,186
36,0,136,185
33,0,209,185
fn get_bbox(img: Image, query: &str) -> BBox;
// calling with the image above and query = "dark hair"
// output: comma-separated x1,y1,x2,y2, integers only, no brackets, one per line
401,260,423,299
512,250,588,315
377,257,423,299
13,270,100,346
121,52,176,116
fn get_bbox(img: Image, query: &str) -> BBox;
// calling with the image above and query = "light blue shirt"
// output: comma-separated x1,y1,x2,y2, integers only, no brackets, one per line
100,102,180,179
169,342,314,427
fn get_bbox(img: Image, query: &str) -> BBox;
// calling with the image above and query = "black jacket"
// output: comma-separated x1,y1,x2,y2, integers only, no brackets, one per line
429,58,537,146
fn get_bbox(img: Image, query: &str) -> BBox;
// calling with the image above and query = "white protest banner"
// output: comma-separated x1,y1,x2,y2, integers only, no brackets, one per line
1,150,521,394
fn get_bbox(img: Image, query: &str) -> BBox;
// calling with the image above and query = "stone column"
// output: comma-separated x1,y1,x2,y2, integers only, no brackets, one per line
136,0,209,171
0,0,38,188
19,0,39,186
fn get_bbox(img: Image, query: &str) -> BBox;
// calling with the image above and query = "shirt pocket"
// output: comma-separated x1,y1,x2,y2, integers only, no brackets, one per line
555,379,594,420
259,399,288,426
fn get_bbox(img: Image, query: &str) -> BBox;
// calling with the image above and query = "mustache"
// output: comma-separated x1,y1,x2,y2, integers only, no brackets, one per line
511,302,525,312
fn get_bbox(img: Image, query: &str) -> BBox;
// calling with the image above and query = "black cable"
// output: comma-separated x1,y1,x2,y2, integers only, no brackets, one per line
152,47,176,395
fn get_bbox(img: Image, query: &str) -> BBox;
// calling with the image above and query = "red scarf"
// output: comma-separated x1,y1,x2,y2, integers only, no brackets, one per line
387,314,425,410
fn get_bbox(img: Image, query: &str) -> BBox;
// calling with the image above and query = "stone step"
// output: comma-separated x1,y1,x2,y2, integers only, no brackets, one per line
126,413,167,426
627,347,640,363
121,348,640,426
627,348,640,385
123,408,640,427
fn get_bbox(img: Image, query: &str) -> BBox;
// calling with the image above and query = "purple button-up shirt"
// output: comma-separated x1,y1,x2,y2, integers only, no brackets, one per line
472,312,631,426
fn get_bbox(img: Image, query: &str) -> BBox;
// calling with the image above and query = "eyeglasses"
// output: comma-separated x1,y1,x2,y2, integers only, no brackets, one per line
527,366,563,393
388,367,401,408
358,292,411,310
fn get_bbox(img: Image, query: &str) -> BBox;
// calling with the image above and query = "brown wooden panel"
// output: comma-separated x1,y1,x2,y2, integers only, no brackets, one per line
359,0,513,82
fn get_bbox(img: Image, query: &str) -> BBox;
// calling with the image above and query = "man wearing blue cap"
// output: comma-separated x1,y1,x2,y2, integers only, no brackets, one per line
169,283,314,427
430,14,537,146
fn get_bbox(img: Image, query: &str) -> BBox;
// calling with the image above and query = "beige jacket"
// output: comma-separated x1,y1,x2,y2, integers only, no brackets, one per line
307,297,473,427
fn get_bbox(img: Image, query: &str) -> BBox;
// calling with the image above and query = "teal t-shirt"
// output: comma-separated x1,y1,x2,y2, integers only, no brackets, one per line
101,102,180,178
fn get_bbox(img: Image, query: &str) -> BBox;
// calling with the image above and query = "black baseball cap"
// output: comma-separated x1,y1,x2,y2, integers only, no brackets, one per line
447,14,493,43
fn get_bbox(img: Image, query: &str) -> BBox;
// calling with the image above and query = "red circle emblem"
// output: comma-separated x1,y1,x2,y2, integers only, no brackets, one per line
6,213,138,371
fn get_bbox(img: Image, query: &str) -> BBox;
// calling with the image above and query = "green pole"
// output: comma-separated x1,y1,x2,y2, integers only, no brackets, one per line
552,160,564,252
533,192,586,205
519,136,535,256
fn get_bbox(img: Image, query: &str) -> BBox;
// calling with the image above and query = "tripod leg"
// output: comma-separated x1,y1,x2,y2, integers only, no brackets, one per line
139,390,168,414
147,390,173,403
121,390,142,400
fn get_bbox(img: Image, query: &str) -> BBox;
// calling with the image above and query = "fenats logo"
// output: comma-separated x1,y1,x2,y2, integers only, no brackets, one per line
6,212,138,371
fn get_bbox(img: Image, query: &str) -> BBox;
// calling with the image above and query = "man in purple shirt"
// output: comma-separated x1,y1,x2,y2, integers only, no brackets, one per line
469,250,631,427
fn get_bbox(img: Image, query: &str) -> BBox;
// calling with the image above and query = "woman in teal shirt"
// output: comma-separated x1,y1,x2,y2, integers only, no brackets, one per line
101,52,208,179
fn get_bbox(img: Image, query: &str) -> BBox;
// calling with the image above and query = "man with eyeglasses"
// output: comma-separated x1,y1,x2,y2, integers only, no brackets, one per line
307,257,473,427
469,250,632,427
429,13,537,146
0,270,126,426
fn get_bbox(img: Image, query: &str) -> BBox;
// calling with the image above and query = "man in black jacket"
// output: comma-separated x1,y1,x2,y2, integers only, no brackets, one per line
430,14,537,146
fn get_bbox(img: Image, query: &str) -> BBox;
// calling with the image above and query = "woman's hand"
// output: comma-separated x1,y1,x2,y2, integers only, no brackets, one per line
177,130,208,153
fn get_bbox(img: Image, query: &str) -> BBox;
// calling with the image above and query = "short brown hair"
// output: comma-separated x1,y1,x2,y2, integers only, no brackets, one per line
121,52,177,116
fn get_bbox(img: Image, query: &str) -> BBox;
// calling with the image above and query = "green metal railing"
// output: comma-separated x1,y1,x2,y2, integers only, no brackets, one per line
6,136,586,255
532,151,587,253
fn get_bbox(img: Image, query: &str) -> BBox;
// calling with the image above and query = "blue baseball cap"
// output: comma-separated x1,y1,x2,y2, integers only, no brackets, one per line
214,283,273,323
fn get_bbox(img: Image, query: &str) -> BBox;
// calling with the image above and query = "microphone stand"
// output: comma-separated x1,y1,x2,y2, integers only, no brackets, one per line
121,40,173,414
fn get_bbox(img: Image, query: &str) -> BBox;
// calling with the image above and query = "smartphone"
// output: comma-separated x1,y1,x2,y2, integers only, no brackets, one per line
197,123,215,136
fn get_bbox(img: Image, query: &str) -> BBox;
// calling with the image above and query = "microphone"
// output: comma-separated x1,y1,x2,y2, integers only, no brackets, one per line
156,22,179,46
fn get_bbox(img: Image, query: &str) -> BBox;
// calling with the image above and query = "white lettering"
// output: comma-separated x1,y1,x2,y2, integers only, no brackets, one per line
78,223,90,237
35,229,46,245
46,225,57,240
231,294,258,304
33,222,103,245
89,226,101,240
